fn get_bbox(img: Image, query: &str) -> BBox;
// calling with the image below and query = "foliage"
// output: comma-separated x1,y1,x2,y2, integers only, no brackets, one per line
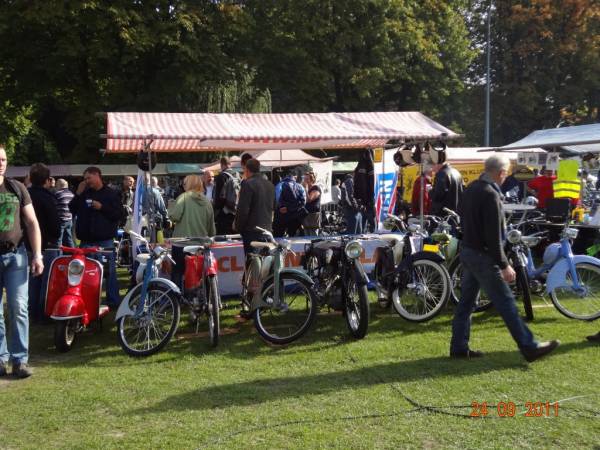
464,0,600,146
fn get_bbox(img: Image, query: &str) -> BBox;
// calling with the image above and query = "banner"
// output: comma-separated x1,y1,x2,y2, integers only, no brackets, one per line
374,148,399,227
400,162,485,203
308,160,333,204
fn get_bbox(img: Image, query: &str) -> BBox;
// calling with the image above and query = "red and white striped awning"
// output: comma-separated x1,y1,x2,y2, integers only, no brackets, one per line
104,111,459,153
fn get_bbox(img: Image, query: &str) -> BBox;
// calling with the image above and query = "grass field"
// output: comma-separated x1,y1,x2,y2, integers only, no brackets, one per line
1,280,600,449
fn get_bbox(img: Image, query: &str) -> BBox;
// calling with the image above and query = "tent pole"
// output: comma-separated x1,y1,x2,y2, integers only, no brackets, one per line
419,162,424,230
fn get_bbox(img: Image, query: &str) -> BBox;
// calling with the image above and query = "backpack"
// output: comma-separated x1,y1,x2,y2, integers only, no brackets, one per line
220,171,241,215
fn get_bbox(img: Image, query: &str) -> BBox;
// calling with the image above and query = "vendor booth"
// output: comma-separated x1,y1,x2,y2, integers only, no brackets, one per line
102,111,460,294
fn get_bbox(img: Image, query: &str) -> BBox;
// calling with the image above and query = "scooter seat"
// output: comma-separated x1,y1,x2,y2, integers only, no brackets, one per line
521,236,542,248
183,244,209,254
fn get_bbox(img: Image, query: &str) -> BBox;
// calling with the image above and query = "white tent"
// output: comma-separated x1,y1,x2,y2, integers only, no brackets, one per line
498,123,600,152
202,149,335,171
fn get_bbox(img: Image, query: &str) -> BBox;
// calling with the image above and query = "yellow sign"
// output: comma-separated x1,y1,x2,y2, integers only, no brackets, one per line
399,163,485,202
373,147,383,163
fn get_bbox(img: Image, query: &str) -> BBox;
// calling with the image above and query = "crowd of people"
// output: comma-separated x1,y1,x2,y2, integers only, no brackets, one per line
2,145,599,380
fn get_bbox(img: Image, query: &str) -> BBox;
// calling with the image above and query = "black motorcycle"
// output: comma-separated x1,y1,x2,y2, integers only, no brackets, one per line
303,236,370,339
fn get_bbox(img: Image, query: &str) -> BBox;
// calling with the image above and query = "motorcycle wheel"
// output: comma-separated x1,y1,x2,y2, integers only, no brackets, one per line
54,319,78,352
515,265,534,321
117,283,181,357
550,262,600,321
345,277,370,339
448,258,492,312
254,272,317,345
207,275,220,348
392,258,450,322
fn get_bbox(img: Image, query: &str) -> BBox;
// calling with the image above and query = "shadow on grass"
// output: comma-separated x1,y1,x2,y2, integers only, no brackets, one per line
130,341,590,415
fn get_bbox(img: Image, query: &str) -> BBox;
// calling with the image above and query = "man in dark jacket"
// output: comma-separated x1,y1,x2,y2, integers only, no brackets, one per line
234,158,274,255
69,167,122,307
450,154,559,362
340,173,362,234
27,163,61,322
214,157,239,235
273,171,306,238
431,162,464,216
354,149,375,232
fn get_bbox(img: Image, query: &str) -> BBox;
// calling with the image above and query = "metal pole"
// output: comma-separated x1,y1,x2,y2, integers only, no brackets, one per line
419,162,425,230
484,0,492,147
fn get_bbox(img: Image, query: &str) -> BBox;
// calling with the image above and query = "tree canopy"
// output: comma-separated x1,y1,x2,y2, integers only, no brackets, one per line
0,0,598,163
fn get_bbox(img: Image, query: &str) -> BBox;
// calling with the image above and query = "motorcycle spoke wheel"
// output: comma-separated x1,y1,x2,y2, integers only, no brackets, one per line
117,286,180,357
208,276,220,347
550,263,600,321
345,278,370,339
254,273,317,345
449,259,491,312
393,259,450,322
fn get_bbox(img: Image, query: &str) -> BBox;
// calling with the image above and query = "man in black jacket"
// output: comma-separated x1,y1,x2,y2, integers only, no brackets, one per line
27,163,61,322
234,158,274,255
450,154,559,362
431,162,464,216
69,167,122,307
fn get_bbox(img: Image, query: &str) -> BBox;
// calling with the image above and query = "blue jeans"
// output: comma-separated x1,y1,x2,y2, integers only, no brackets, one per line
450,246,537,354
28,248,61,322
80,240,121,307
0,245,30,364
343,208,363,235
58,221,74,248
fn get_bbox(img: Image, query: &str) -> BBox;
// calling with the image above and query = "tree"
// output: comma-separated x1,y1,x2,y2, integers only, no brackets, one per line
240,0,475,120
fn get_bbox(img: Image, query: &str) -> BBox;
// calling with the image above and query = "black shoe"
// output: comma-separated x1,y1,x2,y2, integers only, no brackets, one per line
521,340,560,363
586,332,600,342
450,349,484,359
12,362,33,379
0,362,8,377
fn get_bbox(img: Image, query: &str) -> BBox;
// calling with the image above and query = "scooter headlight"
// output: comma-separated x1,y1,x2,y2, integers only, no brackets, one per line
564,228,579,239
67,259,85,286
344,240,363,259
507,229,522,244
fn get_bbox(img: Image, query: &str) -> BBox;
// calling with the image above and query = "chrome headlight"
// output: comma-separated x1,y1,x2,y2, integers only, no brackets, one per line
344,240,363,259
67,259,85,286
507,229,522,244
565,228,579,239
279,239,291,250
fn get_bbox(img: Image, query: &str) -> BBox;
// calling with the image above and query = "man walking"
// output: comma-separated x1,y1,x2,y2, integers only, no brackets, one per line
450,154,559,362
0,144,43,378
69,167,122,307
340,173,362,235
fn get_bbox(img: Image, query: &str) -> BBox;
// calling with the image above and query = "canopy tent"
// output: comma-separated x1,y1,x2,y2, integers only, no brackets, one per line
497,123,600,152
103,112,460,153
202,149,335,172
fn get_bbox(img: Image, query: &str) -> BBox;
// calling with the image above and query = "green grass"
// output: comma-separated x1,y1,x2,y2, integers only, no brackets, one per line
1,280,600,449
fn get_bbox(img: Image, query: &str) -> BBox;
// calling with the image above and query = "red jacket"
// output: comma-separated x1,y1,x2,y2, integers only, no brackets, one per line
411,175,432,215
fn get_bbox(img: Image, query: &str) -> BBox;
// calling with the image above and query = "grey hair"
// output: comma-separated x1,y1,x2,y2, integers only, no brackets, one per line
56,178,68,189
484,154,511,174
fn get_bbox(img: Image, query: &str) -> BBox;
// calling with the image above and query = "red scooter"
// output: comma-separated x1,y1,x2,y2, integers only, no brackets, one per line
45,246,111,352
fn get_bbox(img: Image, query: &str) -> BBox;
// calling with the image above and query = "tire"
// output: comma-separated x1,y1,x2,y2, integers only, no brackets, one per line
254,272,317,345
448,258,492,313
54,319,78,352
392,258,450,322
515,265,534,321
207,275,220,347
345,276,370,339
117,283,181,357
550,262,600,321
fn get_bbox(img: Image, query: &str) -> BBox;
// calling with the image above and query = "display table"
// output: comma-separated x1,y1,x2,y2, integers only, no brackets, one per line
167,234,390,296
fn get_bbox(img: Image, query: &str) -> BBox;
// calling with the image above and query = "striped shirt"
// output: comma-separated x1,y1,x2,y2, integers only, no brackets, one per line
54,188,74,222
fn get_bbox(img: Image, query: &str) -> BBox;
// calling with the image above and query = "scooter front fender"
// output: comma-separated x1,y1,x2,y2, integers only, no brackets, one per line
546,255,600,293
51,295,85,320
115,278,182,321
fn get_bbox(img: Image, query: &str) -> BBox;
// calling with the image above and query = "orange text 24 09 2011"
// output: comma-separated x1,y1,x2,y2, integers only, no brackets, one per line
470,401,559,417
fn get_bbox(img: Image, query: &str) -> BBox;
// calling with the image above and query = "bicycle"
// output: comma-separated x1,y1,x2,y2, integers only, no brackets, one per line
242,227,318,345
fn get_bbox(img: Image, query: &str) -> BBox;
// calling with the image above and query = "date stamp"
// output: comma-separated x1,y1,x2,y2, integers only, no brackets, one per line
470,401,559,417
